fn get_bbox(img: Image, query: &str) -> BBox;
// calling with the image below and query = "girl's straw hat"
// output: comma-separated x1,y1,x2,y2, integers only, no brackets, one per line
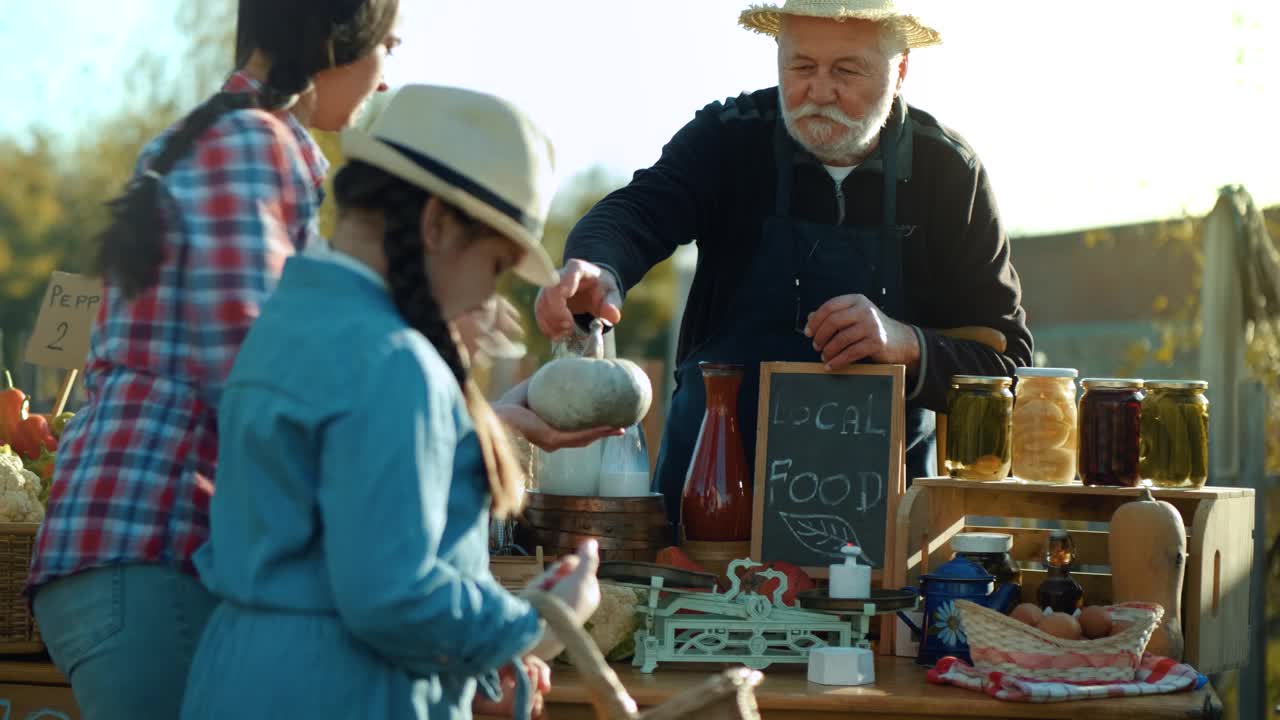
342,85,560,287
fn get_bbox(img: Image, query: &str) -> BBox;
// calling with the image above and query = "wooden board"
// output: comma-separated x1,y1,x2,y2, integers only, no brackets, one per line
966,525,1112,566
912,477,1252,499
1184,495,1254,672
911,478,1240,528
1019,568,1113,606
542,659,1223,719
751,362,905,580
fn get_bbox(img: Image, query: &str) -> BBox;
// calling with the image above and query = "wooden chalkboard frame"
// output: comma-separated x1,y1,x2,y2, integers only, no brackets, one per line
750,362,906,584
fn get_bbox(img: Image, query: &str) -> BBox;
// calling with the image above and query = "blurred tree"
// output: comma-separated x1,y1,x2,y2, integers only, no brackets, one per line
1112,207,1280,474
498,168,678,367
0,0,236,372
0,0,686,388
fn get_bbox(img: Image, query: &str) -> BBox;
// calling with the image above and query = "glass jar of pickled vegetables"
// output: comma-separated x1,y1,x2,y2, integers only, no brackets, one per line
1078,379,1144,487
945,376,1013,481
1012,368,1079,484
1140,380,1210,488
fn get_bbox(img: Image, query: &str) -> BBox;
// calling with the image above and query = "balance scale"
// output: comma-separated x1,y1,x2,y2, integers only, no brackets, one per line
601,558,916,673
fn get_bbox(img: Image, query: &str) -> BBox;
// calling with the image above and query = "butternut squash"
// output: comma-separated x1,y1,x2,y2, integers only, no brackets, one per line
1108,487,1186,659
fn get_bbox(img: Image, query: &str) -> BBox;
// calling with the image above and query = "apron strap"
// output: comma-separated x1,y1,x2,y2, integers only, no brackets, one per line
774,121,794,217
771,105,905,316
877,103,904,318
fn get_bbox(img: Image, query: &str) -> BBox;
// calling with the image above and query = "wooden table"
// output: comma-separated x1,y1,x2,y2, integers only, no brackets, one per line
0,655,1223,720
0,656,77,719
544,657,1223,720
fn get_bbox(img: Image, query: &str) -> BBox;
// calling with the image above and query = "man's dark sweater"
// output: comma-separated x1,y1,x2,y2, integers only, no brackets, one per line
564,87,1032,413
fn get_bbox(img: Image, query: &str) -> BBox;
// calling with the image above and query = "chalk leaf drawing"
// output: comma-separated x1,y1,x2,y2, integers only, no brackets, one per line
0,698,71,720
777,512,862,558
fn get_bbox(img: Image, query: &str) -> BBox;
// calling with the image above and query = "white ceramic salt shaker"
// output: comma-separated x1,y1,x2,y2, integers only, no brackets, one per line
829,543,871,599
807,646,876,686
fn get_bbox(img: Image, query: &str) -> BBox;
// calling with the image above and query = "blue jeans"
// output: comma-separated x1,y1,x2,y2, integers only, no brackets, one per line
32,564,217,720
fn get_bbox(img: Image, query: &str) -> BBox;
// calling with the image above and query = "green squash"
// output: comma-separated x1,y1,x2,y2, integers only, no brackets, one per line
527,357,653,431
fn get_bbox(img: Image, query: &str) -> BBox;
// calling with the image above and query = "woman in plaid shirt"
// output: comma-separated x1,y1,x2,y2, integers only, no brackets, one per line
27,2,401,717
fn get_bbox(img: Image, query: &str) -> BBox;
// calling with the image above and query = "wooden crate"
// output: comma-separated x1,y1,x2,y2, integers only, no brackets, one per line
490,547,546,592
891,478,1254,674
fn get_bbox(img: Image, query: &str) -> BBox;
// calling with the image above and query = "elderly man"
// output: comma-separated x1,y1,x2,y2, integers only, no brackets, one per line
535,0,1033,524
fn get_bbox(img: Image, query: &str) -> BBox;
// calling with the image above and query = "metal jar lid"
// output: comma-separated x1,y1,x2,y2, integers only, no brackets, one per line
951,532,1013,554
1145,379,1209,391
1081,378,1145,390
1015,367,1079,379
951,375,1012,388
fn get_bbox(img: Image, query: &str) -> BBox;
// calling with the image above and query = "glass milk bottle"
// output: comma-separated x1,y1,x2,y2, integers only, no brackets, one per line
598,424,652,497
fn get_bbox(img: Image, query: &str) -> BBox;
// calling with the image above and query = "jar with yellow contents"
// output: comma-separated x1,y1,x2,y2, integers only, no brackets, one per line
1011,367,1079,484
945,376,1013,481
1140,380,1210,488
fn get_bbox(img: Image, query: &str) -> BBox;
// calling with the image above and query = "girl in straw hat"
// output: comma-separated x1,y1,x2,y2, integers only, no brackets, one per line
180,85,605,720
29,2,400,717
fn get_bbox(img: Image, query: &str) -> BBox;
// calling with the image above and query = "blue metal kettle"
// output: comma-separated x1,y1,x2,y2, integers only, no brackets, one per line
896,556,995,666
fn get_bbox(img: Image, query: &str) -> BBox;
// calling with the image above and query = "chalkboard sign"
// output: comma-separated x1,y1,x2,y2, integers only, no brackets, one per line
750,362,905,580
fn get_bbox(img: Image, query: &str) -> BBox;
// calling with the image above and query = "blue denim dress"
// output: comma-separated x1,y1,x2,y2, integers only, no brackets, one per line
181,256,540,719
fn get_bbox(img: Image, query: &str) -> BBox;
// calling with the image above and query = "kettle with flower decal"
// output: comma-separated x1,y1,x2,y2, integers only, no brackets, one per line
895,555,995,666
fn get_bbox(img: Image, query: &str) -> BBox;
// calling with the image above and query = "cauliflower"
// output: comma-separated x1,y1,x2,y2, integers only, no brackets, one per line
0,447,44,523
560,582,641,665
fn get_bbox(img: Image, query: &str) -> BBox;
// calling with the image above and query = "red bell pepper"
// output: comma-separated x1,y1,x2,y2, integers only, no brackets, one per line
654,547,715,612
12,414,57,461
0,372,28,445
655,546,710,575
751,560,815,607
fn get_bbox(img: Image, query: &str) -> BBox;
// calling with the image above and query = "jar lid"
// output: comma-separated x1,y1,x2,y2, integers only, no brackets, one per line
1015,367,1078,379
951,375,1012,388
1081,378,1145,390
1146,379,1209,390
951,532,1013,554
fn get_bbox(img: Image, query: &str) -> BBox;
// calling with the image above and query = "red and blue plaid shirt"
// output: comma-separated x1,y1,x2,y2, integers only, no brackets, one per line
28,72,329,592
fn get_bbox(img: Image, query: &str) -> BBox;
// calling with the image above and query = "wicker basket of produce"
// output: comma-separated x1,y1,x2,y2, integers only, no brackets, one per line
524,591,762,720
0,523,42,654
957,599,1163,683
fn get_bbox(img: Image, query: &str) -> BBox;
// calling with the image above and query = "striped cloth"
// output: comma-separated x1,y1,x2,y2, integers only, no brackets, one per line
27,70,328,593
927,654,1207,702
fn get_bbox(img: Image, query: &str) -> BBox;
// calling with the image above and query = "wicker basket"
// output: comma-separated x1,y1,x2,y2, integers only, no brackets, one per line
957,599,1162,683
0,523,42,654
524,591,763,719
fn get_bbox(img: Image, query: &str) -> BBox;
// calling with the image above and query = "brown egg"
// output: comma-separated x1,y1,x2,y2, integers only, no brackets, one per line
1010,603,1044,627
1038,612,1083,640
1079,606,1113,639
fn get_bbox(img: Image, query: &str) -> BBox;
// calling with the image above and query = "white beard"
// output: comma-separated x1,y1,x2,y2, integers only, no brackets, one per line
779,86,896,165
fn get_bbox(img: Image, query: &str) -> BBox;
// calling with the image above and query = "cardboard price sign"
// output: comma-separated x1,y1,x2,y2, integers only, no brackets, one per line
24,272,104,371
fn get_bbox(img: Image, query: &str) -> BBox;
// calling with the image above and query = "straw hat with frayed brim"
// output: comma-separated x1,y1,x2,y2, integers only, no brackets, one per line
341,85,560,287
740,0,942,48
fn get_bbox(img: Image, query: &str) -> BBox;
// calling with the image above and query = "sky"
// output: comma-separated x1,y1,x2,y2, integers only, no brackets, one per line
2,0,1278,236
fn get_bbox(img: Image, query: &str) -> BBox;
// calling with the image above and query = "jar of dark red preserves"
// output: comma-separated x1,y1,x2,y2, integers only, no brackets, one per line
1078,379,1144,487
